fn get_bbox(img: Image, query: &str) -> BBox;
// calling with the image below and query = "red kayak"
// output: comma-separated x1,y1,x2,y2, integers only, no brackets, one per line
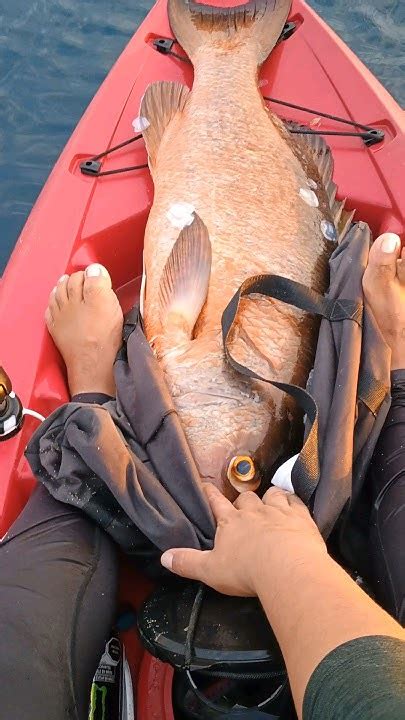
0,0,404,716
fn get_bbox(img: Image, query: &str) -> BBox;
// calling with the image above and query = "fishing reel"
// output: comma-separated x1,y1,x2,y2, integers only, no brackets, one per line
0,366,25,440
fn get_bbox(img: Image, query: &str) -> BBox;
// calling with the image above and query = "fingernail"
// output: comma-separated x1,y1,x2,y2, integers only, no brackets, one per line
58,274,68,283
85,263,106,278
161,551,174,571
381,233,400,254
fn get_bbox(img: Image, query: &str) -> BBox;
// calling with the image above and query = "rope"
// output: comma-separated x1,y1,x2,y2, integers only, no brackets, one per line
150,39,384,146
79,38,384,177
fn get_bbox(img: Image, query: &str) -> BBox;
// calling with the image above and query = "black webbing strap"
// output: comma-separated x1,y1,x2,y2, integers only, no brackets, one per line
221,274,363,504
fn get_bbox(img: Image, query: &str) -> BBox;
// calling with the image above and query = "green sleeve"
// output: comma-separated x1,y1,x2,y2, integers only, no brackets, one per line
303,635,405,720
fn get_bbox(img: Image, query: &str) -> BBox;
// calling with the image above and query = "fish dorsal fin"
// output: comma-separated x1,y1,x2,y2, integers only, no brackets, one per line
286,121,355,241
140,81,190,168
159,213,212,340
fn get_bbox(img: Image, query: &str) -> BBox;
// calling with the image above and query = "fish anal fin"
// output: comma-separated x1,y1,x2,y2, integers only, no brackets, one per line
159,213,212,341
140,81,190,167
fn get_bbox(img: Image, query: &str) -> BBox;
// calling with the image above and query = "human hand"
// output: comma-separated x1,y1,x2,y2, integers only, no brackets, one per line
161,483,326,597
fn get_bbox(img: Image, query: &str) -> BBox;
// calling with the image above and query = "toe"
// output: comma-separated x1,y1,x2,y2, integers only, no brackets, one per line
48,286,60,315
45,306,54,330
363,233,401,292
83,264,112,302
54,274,69,308
67,271,85,301
396,246,405,285
397,254,405,286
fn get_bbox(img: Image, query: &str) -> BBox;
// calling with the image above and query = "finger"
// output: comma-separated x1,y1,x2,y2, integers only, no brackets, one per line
285,492,310,513
234,491,262,510
203,483,235,522
262,486,292,507
161,547,211,582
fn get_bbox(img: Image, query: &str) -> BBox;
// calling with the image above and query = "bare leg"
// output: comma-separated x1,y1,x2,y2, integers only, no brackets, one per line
45,263,124,397
0,263,124,718
363,233,405,623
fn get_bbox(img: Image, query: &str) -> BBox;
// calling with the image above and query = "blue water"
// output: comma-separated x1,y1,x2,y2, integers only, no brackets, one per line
0,0,404,273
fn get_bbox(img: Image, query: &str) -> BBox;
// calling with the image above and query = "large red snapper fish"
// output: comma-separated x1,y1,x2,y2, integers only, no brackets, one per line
139,0,351,499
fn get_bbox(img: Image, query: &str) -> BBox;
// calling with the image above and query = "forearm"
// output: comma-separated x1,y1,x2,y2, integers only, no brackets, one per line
255,548,404,718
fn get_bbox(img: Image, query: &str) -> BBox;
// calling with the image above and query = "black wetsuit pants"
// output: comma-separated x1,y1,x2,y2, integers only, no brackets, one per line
0,484,117,720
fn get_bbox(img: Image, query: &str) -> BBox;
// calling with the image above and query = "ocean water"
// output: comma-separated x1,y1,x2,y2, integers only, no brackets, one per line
0,0,404,272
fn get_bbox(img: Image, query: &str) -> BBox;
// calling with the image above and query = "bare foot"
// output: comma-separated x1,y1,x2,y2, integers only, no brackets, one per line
363,233,405,370
45,264,124,396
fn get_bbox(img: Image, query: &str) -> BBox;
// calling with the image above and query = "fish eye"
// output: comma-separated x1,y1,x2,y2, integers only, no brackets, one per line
227,455,256,484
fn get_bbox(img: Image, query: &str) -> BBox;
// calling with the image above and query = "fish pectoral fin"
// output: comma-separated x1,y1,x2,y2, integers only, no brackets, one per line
159,213,212,340
140,81,190,168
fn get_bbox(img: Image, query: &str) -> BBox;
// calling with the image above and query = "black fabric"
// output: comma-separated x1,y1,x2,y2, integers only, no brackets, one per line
25,221,391,561
222,713,279,719
222,222,390,538
221,272,363,506
369,370,405,624
0,484,117,720
26,317,215,555
303,636,405,720
72,392,114,404
304,223,391,537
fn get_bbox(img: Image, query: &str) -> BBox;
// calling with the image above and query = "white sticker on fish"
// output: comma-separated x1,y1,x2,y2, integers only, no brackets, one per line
299,187,319,208
132,116,150,132
307,178,318,190
166,202,196,229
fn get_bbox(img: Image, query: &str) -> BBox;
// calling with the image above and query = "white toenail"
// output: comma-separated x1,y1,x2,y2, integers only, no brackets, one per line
85,263,106,278
58,274,68,283
381,233,401,254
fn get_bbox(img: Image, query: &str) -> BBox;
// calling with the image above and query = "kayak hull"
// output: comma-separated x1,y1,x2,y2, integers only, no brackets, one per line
0,1,404,715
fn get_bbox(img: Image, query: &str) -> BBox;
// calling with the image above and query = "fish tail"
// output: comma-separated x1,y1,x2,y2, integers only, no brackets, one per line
168,0,292,64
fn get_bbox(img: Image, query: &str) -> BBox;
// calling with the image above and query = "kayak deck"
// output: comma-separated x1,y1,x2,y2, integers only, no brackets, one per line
0,1,404,715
